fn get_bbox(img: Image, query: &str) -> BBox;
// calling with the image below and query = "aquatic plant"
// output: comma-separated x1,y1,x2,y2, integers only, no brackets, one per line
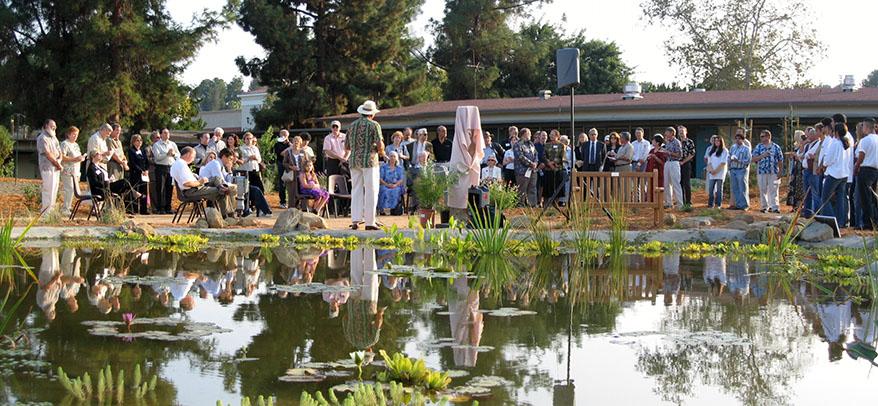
300,382,445,406
629,240,669,255
58,364,159,403
122,312,135,331
487,181,518,211
680,242,736,257
259,234,280,246
607,200,627,259
293,234,360,249
569,200,598,261
0,215,38,283
468,206,514,256
371,225,414,251
112,231,209,252
412,162,460,211
377,350,451,391
350,351,367,380
1,284,32,348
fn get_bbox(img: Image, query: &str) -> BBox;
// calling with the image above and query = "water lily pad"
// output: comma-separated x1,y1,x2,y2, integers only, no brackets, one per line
371,264,475,279
424,338,495,352
467,375,513,387
270,283,360,295
81,317,231,341
483,307,537,317
330,381,376,393
447,384,492,398
103,275,189,286
446,370,470,378
279,368,326,383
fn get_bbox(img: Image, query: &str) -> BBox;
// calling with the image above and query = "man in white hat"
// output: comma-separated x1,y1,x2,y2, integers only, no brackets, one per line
345,100,385,230
323,120,349,176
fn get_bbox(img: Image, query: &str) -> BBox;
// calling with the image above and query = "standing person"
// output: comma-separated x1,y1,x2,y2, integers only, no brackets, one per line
705,135,729,209
833,113,856,228
127,134,150,215
239,132,265,192
786,130,807,210
210,127,227,152
106,124,128,182
151,128,180,214
660,127,684,209
323,120,348,176
274,130,291,208
300,132,316,163
819,123,852,227
578,128,606,172
752,130,784,213
501,132,518,186
59,126,86,217
632,127,652,172
542,130,566,205
514,128,539,207
615,132,634,173
225,133,243,170
483,132,505,165
646,134,667,187
447,106,485,220
345,100,384,230
604,132,621,172
855,118,878,230
147,131,160,213
87,123,113,170
806,123,829,217
401,127,414,147
798,127,819,217
678,125,696,206
432,125,452,163
534,131,547,199
505,126,519,151
406,128,434,166
36,119,62,216
282,136,305,207
728,132,752,210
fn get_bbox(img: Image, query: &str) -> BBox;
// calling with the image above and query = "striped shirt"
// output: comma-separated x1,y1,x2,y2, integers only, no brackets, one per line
347,117,382,169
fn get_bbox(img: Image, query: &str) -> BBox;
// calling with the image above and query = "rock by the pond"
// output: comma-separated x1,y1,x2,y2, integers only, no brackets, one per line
225,217,239,226
204,207,225,228
679,216,712,228
725,220,750,231
193,217,209,229
119,220,156,237
663,213,677,226
239,216,258,227
734,213,756,224
799,222,834,242
300,211,328,230
744,221,775,241
506,215,531,229
273,209,304,233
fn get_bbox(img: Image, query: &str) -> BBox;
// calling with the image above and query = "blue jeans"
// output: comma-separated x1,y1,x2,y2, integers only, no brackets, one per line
820,175,847,227
707,178,724,208
809,173,823,217
730,169,748,209
802,170,815,216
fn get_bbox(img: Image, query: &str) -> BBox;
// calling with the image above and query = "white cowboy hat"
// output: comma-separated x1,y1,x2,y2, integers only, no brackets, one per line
357,100,380,115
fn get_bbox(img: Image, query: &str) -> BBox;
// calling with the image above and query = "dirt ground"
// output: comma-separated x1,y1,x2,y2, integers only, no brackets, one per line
0,176,870,237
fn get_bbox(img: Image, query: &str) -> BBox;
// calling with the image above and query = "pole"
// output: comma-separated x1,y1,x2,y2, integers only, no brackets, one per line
569,86,575,206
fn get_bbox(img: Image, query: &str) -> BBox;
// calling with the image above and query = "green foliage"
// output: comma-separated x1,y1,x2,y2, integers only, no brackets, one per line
99,199,127,225
608,201,628,259
260,234,280,246
0,1,232,131
372,225,414,251
412,162,460,210
235,0,442,128
376,350,451,391
292,234,359,250
258,126,277,193
528,217,560,256
21,184,40,210
58,364,158,403
1,215,38,284
468,205,514,256
641,0,822,89
113,231,209,252
1,284,32,347
863,70,878,88
299,382,440,406
191,77,245,111
487,181,518,211
0,126,14,177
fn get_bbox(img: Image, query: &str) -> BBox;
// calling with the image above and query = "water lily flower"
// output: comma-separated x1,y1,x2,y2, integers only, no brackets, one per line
122,312,136,328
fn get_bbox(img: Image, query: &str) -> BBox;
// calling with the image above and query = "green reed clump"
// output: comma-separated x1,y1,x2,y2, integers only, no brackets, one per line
607,200,627,259
527,214,560,256
468,205,514,256
299,381,447,406
217,395,276,406
58,363,158,403
376,350,451,391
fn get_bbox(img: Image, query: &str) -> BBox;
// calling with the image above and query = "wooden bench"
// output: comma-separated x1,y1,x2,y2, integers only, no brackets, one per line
570,170,665,226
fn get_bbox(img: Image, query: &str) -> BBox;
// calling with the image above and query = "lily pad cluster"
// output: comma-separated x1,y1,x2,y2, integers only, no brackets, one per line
372,264,475,279
270,283,360,295
482,307,537,317
423,338,495,353
447,375,514,400
82,317,231,341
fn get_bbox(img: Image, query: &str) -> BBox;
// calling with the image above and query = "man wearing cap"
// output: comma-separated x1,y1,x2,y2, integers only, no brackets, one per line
324,120,349,176
346,100,385,230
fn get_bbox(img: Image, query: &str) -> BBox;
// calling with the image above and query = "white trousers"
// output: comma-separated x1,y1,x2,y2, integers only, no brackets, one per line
757,173,780,210
350,166,379,226
60,173,78,214
40,169,61,215
663,161,683,207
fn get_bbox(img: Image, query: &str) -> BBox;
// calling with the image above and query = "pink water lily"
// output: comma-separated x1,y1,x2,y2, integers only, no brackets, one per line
122,312,136,328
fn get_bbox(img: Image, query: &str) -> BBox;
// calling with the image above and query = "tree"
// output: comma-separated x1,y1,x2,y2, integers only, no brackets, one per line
863,70,878,88
640,81,688,93
641,0,822,90
0,1,230,132
235,0,442,129
190,76,244,111
0,126,13,177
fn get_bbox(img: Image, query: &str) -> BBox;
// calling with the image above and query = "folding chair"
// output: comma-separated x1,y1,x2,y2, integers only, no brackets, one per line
172,183,206,224
327,174,351,217
69,175,93,221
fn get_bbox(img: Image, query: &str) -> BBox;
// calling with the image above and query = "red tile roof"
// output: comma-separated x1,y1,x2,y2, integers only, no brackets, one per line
322,88,878,121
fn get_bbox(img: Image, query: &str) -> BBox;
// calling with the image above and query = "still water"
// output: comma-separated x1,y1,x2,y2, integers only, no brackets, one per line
2,246,876,405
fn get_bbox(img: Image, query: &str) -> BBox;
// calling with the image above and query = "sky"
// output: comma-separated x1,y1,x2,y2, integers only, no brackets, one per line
169,0,876,90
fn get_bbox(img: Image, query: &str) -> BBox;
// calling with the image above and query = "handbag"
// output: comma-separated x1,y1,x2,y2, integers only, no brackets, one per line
281,170,296,182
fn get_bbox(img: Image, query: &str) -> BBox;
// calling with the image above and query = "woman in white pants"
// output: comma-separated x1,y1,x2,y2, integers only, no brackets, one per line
60,126,86,216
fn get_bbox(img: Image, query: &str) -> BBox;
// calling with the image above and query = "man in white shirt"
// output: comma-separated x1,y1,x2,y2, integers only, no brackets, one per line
87,123,113,170
855,118,878,230
36,119,63,216
818,124,850,227
631,127,652,172
171,147,232,218
323,120,348,176
152,128,180,214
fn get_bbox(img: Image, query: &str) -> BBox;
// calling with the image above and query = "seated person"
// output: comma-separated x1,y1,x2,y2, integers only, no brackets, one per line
87,160,142,201
378,151,406,214
201,148,273,217
480,155,502,184
298,159,329,214
171,146,233,218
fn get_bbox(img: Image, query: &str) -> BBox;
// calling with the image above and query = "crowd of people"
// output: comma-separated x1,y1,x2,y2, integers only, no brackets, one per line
34,109,878,231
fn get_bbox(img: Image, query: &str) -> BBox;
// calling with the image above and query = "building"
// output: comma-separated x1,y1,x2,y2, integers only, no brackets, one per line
319,87,878,176
196,86,269,133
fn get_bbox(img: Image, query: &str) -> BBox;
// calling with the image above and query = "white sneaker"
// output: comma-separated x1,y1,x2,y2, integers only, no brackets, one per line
279,204,287,209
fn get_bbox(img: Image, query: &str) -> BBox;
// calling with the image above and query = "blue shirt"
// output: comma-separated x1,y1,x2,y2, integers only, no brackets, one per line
729,143,751,169
752,142,783,175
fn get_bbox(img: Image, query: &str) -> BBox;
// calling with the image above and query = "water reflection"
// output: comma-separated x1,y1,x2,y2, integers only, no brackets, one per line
12,247,878,405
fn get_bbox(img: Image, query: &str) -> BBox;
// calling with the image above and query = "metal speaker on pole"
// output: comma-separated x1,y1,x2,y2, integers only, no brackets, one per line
556,48,580,89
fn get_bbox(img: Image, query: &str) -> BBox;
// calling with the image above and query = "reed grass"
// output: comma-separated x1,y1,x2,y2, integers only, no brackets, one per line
607,199,627,259
469,206,514,255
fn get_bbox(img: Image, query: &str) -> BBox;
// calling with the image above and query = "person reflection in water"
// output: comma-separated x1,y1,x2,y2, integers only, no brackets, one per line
344,248,385,353
816,298,852,361
852,302,876,345
662,252,683,306
59,248,84,313
727,257,750,302
702,255,726,296
37,248,62,321
449,278,483,367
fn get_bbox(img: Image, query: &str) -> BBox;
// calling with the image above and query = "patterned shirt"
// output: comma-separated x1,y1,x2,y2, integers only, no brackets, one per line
542,142,565,170
664,138,682,161
681,137,696,164
513,140,538,176
729,143,752,169
347,116,382,169
752,142,783,175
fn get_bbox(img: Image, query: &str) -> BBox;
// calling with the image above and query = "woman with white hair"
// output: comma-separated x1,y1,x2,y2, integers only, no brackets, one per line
378,151,406,214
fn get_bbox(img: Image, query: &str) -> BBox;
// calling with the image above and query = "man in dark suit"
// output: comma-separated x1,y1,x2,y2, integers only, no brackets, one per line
576,128,606,172
406,128,434,165
431,125,453,163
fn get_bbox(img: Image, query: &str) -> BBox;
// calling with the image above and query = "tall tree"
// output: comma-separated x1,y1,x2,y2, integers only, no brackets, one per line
862,70,878,88
235,0,442,129
0,1,229,132
641,0,822,90
190,76,245,111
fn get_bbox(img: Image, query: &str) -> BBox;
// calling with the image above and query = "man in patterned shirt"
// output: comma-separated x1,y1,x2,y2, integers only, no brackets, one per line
752,130,784,213
729,132,752,210
660,127,684,209
678,125,696,206
345,100,385,230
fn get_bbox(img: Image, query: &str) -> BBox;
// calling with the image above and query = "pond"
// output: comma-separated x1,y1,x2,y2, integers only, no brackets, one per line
2,245,876,405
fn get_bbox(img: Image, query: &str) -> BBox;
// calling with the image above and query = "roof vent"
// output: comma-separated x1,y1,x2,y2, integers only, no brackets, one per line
691,88,707,92
622,82,642,100
539,90,552,100
842,75,856,92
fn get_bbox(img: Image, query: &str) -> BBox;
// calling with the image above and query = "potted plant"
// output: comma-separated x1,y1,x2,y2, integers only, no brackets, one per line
412,162,459,227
